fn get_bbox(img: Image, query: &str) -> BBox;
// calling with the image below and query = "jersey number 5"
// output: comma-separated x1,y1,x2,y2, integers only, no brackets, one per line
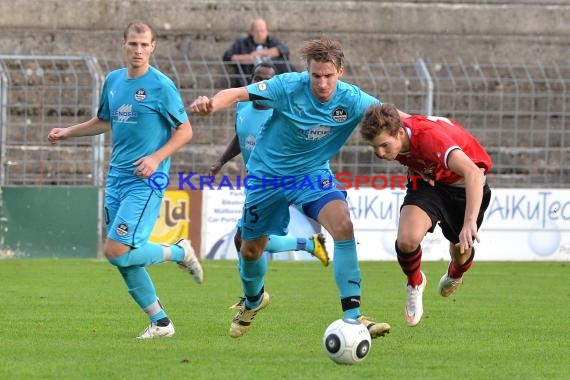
243,205,259,224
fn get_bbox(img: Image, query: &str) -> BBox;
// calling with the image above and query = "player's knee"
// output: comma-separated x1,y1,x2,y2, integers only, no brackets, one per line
107,254,129,267
396,237,421,253
327,217,354,240
240,246,263,261
103,239,131,263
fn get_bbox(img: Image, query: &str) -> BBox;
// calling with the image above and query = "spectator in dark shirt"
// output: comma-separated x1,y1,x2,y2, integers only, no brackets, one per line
223,18,294,87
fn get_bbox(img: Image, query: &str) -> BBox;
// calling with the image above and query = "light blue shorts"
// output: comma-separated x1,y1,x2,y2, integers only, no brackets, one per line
104,168,163,248
240,169,345,240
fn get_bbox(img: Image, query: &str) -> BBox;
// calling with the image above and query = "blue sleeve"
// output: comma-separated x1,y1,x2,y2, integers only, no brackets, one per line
245,75,285,110
161,79,188,128
96,74,111,121
358,89,382,116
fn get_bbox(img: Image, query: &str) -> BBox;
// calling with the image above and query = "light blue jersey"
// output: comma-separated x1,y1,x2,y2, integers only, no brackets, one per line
97,66,188,175
235,101,272,165
245,71,380,177
97,66,188,247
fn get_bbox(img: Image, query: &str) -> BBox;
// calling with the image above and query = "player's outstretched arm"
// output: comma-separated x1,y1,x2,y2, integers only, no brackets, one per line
190,87,250,115
48,117,110,144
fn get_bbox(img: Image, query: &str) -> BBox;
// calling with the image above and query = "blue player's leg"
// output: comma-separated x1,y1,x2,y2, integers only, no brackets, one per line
303,188,391,339
114,264,174,339
229,227,246,309
104,179,201,338
107,185,203,283
265,233,329,266
107,241,179,266
105,237,175,339
229,236,271,338
228,188,289,338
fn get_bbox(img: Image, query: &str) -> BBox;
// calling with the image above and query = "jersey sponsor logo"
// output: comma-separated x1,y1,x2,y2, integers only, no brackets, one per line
332,108,348,122
112,104,137,122
301,125,331,140
134,88,147,101
116,223,129,237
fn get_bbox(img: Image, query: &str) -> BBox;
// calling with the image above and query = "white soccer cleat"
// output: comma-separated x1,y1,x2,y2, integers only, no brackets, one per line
136,322,175,339
438,272,464,297
404,271,427,327
175,239,204,284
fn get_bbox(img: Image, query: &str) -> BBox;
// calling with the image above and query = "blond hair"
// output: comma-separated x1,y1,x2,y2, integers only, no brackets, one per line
299,37,344,70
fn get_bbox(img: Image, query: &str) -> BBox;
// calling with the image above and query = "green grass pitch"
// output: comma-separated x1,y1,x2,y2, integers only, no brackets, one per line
0,259,568,379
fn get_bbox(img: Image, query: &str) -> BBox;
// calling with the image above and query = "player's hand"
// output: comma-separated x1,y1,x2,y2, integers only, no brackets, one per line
208,161,223,178
48,128,69,144
133,155,160,179
455,221,480,254
190,96,215,115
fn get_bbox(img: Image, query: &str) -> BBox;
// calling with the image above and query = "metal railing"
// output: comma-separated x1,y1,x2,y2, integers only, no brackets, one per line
1,54,569,188
0,55,104,186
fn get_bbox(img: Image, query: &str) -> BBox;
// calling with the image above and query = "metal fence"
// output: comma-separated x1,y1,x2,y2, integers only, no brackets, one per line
0,55,104,186
1,54,569,188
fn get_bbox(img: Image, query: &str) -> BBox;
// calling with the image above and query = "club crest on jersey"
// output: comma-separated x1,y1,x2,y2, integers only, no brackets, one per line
134,88,147,101
116,223,129,237
332,108,348,122
256,81,268,91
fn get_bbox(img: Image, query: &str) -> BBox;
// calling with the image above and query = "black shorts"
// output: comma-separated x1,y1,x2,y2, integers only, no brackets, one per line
401,179,492,244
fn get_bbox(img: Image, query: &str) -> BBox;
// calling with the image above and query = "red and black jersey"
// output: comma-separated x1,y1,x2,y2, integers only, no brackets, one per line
396,115,492,184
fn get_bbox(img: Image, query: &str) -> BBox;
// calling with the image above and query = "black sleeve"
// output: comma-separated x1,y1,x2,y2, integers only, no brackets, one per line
223,38,244,61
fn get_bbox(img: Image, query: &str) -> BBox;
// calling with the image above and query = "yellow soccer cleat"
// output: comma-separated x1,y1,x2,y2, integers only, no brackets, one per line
312,233,330,267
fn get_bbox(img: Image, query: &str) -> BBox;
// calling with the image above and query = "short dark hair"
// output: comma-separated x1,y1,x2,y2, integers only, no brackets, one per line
124,20,156,42
360,103,402,141
250,62,276,83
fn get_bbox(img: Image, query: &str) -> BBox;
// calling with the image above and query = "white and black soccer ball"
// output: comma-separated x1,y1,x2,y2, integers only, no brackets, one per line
322,318,372,364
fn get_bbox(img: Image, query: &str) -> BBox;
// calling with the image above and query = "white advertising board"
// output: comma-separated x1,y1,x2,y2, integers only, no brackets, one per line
201,189,319,261
346,188,570,261
201,188,570,261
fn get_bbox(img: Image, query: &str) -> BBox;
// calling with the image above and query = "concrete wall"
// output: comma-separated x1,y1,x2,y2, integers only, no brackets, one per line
1,0,569,62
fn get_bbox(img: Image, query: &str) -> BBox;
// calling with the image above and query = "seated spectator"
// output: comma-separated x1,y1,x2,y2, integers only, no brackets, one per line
223,18,294,87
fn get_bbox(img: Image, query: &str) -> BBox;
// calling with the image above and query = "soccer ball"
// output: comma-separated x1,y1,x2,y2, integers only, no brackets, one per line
322,318,372,364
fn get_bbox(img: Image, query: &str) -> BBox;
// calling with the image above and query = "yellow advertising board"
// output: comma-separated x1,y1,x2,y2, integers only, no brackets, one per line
149,190,190,244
